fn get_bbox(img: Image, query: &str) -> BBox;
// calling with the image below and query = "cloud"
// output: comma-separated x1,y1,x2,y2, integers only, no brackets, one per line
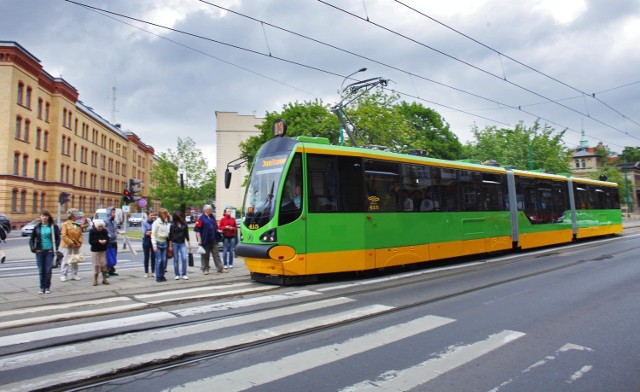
2,0,639,162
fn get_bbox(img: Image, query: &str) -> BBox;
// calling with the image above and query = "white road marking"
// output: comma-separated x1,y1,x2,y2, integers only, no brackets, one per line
341,330,525,391
0,297,356,371
163,314,455,392
0,304,397,392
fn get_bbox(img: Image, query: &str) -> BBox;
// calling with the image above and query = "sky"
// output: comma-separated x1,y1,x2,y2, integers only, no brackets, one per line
2,0,640,165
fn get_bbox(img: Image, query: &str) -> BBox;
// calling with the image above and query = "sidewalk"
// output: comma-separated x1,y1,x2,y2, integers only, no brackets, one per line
0,240,251,313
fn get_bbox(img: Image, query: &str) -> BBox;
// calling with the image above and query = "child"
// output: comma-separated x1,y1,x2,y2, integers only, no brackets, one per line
88,219,110,286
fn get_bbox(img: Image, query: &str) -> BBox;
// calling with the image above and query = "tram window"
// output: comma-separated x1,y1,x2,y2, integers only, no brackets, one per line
307,154,338,213
279,154,303,225
461,170,483,211
552,181,569,221
608,187,621,209
337,156,365,212
573,184,589,209
432,167,459,212
482,173,507,211
516,176,540,222
364,160,400,212
405,164,437,212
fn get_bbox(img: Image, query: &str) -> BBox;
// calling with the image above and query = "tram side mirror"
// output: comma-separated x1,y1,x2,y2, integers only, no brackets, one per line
599,174,607,181
224,168,232,189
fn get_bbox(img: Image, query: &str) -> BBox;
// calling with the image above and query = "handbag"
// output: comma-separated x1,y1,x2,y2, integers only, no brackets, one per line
188,252,194,267
50,224,61,269
54,251,63,268
68,254,86,263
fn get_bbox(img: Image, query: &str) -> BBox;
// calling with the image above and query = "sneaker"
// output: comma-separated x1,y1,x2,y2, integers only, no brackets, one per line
72,275,81,281
203,271,209,275
44,290,51,294
175,276,180,280
109,272,119,276
182,275,189,280
218,269,229,274
144,273,148,278
60,276,67,282
229,265,234,269
38,290,44,294
223,265,229,269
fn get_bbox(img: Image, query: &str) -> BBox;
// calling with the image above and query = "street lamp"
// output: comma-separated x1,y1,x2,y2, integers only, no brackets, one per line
340,67,367,94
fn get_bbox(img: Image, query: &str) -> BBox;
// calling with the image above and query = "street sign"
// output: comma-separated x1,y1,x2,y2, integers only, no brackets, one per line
137,197,148,208
122,205,130,213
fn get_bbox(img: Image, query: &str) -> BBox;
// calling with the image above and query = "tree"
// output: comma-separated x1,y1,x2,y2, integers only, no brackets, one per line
240,92,463,163
149,137,216,212
240,99,339,162
464,121,572,173
619,146,640,163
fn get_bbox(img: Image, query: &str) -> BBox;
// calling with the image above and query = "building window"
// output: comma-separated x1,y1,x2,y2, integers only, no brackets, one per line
26,86,32,108
581,159,586,168
23,119,30,142
44,102,50,122
44,131,49,151
11,190,18,213
13,153,19,175
36,128,41,149
37,98,43,119
42,161,47,181
32,192,39,213
17,82,24,105
63,108,67,127
34,159,40,180
60,164,65,182
61,135,66,154
22,155,28,176
40,192,45,210
15,116,22,139
20,191,26,213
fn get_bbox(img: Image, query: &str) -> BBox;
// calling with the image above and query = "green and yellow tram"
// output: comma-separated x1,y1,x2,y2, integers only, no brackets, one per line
234,125,622,284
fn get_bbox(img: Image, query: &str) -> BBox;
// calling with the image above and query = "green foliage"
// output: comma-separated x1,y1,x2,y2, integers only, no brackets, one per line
240,92,463,164
619,146,640,163
149,137,216,212
464,121,572,173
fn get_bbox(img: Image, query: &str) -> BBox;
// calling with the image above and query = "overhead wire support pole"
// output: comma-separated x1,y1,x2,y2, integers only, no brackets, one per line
332,74,389,148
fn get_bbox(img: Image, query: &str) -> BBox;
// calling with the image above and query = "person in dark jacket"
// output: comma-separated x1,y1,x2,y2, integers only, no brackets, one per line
141,212,156,278
29,210,60,294
169,211,191,280
88,219,110,286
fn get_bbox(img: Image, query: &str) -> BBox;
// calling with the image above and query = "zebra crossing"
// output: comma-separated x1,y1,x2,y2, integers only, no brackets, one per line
0,283,597,392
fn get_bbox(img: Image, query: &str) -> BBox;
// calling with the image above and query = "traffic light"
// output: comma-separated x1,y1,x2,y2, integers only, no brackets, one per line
58,192,70,205
123,188,132,204
129,178,143,201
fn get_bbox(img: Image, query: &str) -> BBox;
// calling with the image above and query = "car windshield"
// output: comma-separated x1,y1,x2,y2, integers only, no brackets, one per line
131,213,144,218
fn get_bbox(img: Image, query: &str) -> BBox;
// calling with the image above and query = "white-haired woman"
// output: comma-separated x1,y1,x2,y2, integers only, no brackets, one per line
60,208,83,282
89,219,110,286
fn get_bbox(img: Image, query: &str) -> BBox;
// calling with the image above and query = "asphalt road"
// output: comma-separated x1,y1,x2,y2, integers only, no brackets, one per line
1,228,639,391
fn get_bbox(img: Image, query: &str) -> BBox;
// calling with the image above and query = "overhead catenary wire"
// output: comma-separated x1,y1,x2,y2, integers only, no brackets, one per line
392,0,640,129
62,0,634,150
317,0,640,142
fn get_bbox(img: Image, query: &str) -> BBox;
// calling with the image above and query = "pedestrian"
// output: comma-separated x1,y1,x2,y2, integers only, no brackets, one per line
194,204,227,275
219,208,237,269
103,207,119,276
88,219,110,286
60,208,83,282
29,210,60,294
152,208,170,282
169,211,190,280
141,212,156,278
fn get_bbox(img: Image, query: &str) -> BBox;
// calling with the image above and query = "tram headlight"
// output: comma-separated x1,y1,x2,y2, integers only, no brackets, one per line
260,228,277,243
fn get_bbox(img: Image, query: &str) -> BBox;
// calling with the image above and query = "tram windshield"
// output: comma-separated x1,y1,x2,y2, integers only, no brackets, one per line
243,152,289,228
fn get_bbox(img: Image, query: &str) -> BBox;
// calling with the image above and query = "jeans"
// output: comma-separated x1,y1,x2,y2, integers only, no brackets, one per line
36,251,54,291
222,237,236,267
172,242,188,276
155,242,168,281
143,242,156,274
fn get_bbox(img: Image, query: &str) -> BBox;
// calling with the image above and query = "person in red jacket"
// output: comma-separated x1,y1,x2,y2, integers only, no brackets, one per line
219,208,237,269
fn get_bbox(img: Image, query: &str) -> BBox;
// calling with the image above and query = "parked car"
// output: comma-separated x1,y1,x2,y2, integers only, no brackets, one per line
21,218,40,237
128,212,147,227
